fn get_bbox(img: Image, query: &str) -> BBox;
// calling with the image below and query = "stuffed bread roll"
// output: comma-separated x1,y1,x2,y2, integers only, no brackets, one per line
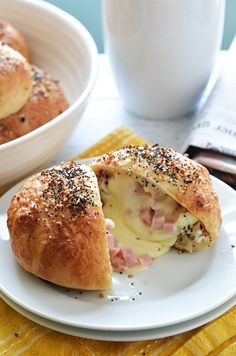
91,145,221,272
8,161,112,290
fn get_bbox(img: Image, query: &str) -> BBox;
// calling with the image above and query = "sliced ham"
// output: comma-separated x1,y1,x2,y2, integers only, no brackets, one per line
105,216,154,271
151,212,165,229
140,208,154,226
139,204,177,234
121,247,138,268
138,254,153,266
109,245,153,271
111,255,126,272
163,221,176,234
109,247,120,258
109,247,138,270
109,248,125,272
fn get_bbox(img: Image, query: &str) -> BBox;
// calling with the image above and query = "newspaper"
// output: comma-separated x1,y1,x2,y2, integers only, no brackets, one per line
183,37,236,188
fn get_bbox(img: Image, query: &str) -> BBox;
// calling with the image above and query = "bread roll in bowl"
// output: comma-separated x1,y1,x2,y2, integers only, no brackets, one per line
91,145,221,259
0,43,32,120
0,19,31,61
8,161,112,290
0,65,68,144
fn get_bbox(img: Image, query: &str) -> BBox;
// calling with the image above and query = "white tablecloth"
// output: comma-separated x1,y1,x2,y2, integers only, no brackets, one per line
51,53,226,164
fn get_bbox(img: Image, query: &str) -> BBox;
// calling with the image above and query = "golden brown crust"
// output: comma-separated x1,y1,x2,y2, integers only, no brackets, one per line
0,65,68,144
0,43,32,120
0,19,31,61
8,161,112,290
91,145,222,252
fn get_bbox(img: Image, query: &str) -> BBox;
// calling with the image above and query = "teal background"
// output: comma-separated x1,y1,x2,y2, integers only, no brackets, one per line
47,0,235,52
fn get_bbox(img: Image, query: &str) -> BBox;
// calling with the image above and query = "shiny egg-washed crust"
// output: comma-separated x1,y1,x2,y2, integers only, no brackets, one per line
91,145,222,252
0,43,32,120
8,161,112,290
0,65,68,144
0,20,31,61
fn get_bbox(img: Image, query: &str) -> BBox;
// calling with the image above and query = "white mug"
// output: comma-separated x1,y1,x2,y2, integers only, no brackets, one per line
103,0,225,120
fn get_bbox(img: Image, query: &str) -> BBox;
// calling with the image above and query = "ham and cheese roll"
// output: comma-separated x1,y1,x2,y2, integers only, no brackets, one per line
7,145,222,290
8,161,112,290
91,145,221,272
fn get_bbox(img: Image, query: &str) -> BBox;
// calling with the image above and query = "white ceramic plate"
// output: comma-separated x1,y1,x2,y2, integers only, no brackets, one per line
0,292,235,341
0,177,236,331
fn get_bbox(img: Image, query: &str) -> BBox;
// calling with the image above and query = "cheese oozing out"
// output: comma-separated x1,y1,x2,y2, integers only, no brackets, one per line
99,171,207,271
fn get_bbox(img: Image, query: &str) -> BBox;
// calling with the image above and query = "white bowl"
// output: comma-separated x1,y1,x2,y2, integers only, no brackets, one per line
0,0,98,189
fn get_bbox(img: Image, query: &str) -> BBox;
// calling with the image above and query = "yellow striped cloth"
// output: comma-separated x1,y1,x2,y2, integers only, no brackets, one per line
0,126,235,355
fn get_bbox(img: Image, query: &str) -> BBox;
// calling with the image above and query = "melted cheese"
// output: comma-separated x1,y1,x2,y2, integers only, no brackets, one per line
100,173,199,260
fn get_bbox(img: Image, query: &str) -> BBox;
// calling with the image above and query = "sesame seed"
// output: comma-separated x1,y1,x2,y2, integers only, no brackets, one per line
40,161,96,213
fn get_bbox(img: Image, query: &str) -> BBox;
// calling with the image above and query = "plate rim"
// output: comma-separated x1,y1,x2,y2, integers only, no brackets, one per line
0,292,235,342
0,175,236,331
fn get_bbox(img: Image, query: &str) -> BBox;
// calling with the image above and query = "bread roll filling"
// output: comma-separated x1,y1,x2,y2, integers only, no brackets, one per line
99,172,209,272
